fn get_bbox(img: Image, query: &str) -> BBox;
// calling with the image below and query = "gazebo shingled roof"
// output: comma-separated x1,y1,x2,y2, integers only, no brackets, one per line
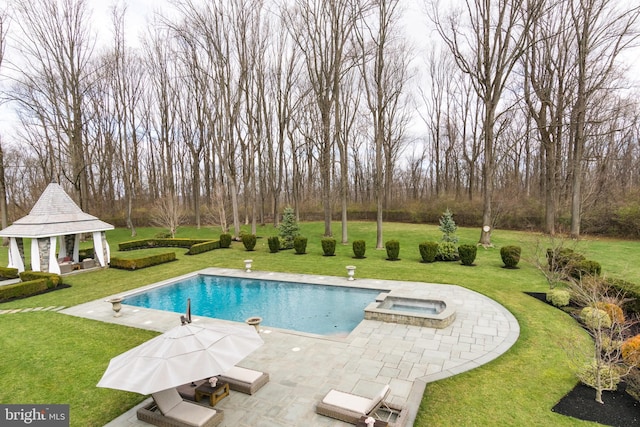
0,182,113,238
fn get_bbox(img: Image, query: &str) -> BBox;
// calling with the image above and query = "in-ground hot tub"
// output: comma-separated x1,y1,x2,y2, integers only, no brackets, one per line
364,293,456,329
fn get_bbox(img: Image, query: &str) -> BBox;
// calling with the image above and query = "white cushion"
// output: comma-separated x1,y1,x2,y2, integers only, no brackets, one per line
322,390,372,415
167,401,217,427
152,388,183,415
366,384,390,414
223,366,262,383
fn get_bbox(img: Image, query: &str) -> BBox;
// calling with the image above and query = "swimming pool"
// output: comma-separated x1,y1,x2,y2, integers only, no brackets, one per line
123,274,383,335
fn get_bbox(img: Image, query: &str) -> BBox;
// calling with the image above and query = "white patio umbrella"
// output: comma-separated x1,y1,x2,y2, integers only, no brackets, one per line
97,322,263,395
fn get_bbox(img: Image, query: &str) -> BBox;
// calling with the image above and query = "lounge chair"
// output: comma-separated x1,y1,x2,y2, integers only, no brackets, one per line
136,387,224,427
217,366,269,395
315,384,391,424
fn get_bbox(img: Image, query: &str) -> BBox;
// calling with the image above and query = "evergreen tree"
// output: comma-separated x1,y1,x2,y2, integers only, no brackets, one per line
439,208,458,243
279,207,299,249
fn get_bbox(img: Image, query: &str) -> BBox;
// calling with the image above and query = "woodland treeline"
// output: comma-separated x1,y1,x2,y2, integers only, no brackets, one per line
0,0,639,244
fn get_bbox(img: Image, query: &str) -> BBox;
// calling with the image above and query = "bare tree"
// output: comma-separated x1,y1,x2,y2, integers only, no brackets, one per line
356,0,411,249
568,0,640,238
430,0,539,246
9,0,96,209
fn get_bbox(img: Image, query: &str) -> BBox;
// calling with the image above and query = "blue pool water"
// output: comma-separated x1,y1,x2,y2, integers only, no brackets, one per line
124,275,383,335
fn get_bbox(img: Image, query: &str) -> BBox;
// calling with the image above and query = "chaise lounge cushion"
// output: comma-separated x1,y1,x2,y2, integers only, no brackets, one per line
218,366,269,395
152,388,218,427
321,384,390,415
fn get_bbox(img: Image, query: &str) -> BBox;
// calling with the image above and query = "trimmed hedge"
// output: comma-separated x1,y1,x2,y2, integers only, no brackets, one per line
501,245,521,268
267,236,280,253
0,279,49,302
458,244,477,266
353,240,366,258
242,234,257,251
294,236,307,254
119,238,220,255
385,240,400,261
187,240,221,255
19,271,61,289
0,267,19,280
219,233,232,248
110,252,176,270
321,238,336,256
419,242,439,263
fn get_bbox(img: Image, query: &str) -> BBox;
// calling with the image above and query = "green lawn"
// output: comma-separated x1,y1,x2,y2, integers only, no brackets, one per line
1,222,637,426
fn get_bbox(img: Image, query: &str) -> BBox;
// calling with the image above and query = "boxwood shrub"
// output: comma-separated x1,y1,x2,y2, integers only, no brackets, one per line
242,234,257,251
500,245,521,268
0,267,19,280
267,236,280,253
321,238,336,256
0,279,49,302
110,252,176,270
294,236,307,254
385,240,400,261
458,244,477,266
353,240,366,259
219,233,232,248
419,242,438,263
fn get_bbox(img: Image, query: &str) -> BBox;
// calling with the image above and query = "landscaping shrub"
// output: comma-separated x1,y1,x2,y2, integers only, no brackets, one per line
595,302,625,325
621,335,640,367
605,278,640,315
0,267,19,280
267,236,280,253
500,245,521,268
294,236,307,254
186,240,220,255
109,252,176,270
242,234,257,251
19,271,61,289
385,240,400,260
439,208,459,243
321,238,336,256
279,207,299,249
353,240,366,258
580,306,612,329
569,259,602,279
577,360,621,391
547,247,583,270
436,241,458,261
546,288,571,307
419,242,438,263
0,279,48,302
458,244,477,266
219,233,232,248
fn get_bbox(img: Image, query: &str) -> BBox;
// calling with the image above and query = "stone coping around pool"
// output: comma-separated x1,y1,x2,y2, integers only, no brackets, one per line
62,268,520,427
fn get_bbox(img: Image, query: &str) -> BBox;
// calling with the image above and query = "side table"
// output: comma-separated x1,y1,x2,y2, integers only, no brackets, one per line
355,417,388,427
194,380,230,406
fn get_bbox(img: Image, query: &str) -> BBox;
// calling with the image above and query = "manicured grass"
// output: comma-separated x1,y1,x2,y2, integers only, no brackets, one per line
1,222,637,426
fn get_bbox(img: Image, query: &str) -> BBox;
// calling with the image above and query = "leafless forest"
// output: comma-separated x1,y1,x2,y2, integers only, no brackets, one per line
0,0,639,243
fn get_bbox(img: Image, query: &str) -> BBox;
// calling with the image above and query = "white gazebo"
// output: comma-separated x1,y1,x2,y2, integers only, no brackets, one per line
0,183,114,274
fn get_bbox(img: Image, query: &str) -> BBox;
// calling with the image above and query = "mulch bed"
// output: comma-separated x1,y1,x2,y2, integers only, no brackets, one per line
525,291,640,426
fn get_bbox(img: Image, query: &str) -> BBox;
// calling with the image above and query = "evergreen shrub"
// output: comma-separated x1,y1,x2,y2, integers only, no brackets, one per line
242,234,257,251
279,207,299,249
267,236,280,253
458,244,477,266
546,289,571,307
219,233,232,248
580,306,612,329
500,245,521,268
596,302,625,325
622,334,640,367
570,259,602,279
436,241,458,261
321,238,336,256
385,240,400,260
353,240,366,259
419,242,438,263
294,236,307,254
577,360,621,391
